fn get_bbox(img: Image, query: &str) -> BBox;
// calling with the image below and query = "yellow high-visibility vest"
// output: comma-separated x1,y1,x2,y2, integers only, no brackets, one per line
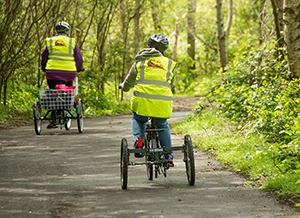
45,35,76,71
131,56,176,118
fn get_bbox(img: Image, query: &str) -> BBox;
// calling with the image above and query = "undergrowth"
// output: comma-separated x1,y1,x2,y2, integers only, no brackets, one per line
172,108,300,207
0,81,131,128
172,39,300,208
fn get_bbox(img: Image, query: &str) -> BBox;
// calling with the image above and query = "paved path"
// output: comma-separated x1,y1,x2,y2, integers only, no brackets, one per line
0,112,298,218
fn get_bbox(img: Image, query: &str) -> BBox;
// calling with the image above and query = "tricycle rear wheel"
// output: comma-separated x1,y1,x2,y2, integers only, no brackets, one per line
184,134,195,186
120,138,129,190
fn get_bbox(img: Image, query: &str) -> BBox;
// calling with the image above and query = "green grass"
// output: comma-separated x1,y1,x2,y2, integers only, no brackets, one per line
0,104,32,128
172,108,300,207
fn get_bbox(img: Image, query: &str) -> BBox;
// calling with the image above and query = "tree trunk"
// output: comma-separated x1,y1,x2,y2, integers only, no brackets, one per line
119,0,127,101
258,0,266,45
134,0,141,54
172,22,179,61
151,13,161,31
187,0,196,70
216,0,232,72
277,0,284,32
150,0,162,31
284,0,300,77
271,0,284,48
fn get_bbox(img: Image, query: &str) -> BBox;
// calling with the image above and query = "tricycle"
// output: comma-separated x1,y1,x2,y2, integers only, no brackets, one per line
120,117,195,190
32,82,84,135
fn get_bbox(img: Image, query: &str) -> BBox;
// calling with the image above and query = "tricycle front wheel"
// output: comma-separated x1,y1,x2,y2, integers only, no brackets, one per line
146,160,153,180
76,100,84,133
64,111,72,130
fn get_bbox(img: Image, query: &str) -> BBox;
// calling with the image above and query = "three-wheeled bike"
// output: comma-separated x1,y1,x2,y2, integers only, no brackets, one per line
120,117,195,190
32,81,84,135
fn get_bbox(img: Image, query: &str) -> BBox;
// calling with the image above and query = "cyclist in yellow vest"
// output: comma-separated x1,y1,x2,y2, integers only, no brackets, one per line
119,34,177,164
41,21,84,128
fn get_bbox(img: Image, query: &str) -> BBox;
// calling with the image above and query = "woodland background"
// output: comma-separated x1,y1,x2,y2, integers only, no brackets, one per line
1,0,300,208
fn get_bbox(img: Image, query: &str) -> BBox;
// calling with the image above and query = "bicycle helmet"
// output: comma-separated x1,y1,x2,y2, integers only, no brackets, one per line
147,34,169,53
55,21,70,35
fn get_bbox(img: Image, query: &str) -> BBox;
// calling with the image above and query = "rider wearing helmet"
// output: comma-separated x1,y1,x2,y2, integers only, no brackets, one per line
40,21,84,128
119,34,177,164
55,21,70,35
147,34,169,54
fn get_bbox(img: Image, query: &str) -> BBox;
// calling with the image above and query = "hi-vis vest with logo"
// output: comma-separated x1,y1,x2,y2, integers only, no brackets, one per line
132,56,176,118
45,35,76,72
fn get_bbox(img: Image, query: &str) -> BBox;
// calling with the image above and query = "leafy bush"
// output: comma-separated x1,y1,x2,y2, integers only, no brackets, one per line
0,82,38,127
181,39,300,203
77,88,130,116
210,40,300,144
272,141,300,173
172,106,300,202
0,77,131,127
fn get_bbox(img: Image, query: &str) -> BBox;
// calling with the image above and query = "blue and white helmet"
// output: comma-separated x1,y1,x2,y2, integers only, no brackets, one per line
55,21,70,35
147,34,169,53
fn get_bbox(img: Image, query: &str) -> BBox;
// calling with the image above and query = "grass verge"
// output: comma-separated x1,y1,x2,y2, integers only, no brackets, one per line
171,108,300,209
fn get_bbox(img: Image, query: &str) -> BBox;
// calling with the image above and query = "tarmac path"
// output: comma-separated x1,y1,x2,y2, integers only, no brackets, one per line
0,112,299,218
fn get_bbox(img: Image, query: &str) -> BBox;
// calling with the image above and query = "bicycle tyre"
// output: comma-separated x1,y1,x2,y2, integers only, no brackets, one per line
184,134,195,186
146,138,157,180
146,157,153,180
64,111,72,130
76,101,84,133
33,102,42,135
120,138,129,190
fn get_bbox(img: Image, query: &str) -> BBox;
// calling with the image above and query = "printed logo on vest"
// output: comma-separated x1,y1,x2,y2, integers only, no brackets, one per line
147,59,165,70
55,40,66,46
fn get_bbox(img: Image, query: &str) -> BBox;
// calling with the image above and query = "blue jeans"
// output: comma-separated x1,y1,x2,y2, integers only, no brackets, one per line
132,112,172,149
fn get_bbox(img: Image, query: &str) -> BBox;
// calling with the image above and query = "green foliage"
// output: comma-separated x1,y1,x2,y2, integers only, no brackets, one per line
0,0,299,206
271,141,300,174
260,172,300,199
82,89,131,116
173,37,300,205
78,77,131,116
0,0,228,122
175,55,198,94
172,108,300,201
173,38,300,205
202,41,300,201
210,40,297,144
0,75,131,126
0,80,38,126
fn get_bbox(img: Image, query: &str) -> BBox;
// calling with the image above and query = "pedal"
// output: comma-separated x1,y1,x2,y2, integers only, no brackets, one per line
168,163,174,167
